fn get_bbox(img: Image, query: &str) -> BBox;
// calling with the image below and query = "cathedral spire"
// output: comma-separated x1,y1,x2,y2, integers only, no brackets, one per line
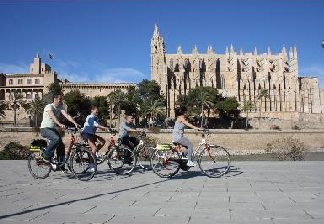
192,45,198,54
282,46,287,55
225,46,229,55
207,45,214,54
253,47,257,55
36,52,40,58
289,47,293,59
177,46,182,54
230,44,235,54
293,46,298,59
153,24,159,37
240,48,243,55
267,47,271,55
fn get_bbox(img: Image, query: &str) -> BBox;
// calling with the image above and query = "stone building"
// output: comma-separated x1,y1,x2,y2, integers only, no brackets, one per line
0,54,135,125
0,53,56,102
60,81,135,97
151,25,323,119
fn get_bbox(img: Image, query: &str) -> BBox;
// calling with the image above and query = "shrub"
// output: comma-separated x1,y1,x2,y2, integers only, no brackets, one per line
142,135,157,148
270,125,281,131
291,125,301,130
0,142,30,160
265,137,305,161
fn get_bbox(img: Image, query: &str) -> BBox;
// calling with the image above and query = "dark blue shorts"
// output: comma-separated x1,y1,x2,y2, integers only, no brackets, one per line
81,132,99,142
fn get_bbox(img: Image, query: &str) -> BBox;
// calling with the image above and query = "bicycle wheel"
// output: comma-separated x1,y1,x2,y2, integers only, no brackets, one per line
69,146,97,181
108,146,136,175
107,146,124,170
27,153,51,179
96,150,109,165
198,145,230,178
135,146,153,171
150,148,180,178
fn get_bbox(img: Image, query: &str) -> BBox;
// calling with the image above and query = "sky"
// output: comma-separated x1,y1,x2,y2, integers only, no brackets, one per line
0,0,324,85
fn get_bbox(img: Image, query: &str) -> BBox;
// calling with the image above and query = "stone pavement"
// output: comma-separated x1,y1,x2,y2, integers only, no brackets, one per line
0,161,323,224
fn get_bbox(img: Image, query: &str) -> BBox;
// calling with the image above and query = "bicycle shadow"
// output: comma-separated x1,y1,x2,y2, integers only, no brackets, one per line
170,165,243,180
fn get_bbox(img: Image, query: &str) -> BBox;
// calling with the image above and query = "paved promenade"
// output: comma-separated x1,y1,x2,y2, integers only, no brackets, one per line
0,161,323,224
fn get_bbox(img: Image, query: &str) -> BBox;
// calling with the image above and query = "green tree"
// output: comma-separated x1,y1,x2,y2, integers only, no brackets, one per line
217,97,240,128
176,86,221,127
257,88,270,128
6,91,24,126
92,96,109,122
21,96,45,127
63,90,92,124
107,90,127,126
141,100,165,127
123,86,141,117
0,101,5,118
137,79,163,102
48,81,62,96
43,81,63,103
241,99,255,129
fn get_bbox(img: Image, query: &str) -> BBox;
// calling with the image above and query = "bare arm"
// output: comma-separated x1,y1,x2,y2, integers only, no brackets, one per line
97,124,109,131
47,110,64,128
179,116,200,130
61,110,79,127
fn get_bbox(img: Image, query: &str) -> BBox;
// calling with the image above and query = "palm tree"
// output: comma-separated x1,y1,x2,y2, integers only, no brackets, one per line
107,90,127,127
242,99,255,129
257,88,270,128
22,96,45,127
7,91,24,126
196,91,214,128
0,100,6,118
142,100,165,127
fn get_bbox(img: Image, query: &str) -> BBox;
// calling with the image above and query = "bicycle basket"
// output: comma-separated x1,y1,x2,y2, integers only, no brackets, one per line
30,139,47,152
156,144,172,151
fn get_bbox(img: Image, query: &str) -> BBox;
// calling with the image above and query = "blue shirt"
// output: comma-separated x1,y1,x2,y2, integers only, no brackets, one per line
82,114,99,135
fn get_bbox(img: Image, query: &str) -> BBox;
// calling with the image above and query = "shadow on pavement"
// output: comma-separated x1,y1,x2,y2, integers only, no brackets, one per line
0,178,168,220
170,165,243,180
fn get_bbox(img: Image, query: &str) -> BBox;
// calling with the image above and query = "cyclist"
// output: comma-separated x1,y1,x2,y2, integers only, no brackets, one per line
172,107,201,167
40,93,79,168
118,113,140,164
81,105,110,155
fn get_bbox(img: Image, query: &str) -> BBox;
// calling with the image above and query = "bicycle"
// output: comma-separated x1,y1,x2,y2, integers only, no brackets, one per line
27,127,97,181
104,131,152,175
95,128,118,165
150,130,231,178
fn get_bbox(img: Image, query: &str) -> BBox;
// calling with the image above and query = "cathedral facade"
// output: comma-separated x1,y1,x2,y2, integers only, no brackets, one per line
151,25,323,119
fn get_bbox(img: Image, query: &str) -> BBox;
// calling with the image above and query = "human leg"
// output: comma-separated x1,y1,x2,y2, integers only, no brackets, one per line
40,128,61,161
175,137,194,161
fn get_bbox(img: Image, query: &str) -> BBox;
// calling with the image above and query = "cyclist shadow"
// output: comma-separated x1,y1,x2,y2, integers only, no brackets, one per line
170,165,243,180
224,165,244,177
91,168,118,181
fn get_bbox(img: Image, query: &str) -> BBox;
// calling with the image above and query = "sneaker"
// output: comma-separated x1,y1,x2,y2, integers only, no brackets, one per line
87,164,96,172
41,152,51,163
186,160,196,167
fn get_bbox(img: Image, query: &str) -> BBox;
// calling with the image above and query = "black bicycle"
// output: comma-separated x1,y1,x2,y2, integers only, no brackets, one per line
27,127,97,181
150,130,231,178
106,131,153,175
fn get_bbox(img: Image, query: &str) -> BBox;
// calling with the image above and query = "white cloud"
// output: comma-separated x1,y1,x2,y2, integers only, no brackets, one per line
59,67,146,84
300,64,324,87
0,62,28,74
54,59,81,69
300,64,324,77
97,68,146,83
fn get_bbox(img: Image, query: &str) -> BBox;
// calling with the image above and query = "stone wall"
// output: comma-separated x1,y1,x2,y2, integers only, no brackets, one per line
1,129,324,155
